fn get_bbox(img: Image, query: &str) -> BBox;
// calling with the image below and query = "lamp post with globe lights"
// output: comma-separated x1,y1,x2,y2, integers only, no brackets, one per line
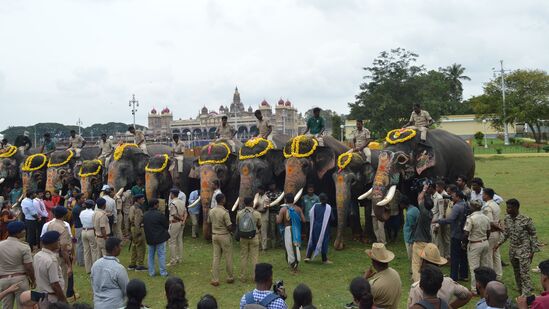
482,119,488,149
340,124,345,142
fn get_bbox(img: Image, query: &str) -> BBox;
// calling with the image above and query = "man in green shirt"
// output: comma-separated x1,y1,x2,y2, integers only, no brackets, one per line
304,107,325,146
40,133,56,154
131,178,145,198
301,184,319,241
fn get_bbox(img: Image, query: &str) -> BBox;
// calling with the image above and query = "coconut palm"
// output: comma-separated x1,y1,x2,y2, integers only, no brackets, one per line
442,63,471,102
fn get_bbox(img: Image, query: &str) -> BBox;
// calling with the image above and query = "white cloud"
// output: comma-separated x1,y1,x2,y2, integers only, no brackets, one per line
0,0,548,129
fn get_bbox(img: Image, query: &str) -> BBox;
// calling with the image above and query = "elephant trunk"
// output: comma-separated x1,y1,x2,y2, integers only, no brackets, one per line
80,177,93,199
284,157,307,198
199,165,217,240
334,172,351,250
145,173,159,201
371,151,396,221
108,163,126,193
238,172,255,208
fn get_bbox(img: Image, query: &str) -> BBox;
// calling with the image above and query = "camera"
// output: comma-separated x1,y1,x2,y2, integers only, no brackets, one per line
442,194,452,200
273,280,284,294
411,177,433,192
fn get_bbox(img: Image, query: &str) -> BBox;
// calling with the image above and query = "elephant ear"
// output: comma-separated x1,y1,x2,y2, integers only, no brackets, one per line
265,149,285,176
188,159,200,178
314,146,335,179
415,149,436,175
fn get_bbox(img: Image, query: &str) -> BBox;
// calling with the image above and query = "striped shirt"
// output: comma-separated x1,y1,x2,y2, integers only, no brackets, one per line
239,289,287,309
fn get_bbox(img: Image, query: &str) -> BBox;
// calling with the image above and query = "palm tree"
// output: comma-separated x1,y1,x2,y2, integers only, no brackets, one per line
442,63,471,102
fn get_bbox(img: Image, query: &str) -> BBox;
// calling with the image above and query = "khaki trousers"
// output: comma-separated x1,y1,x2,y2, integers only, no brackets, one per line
468,240,492,290
372,216,386,244
259,211,269,250
240,236,259,281
433,225,451,258
57,255,69,292
82,229,98,273
407,126,428,141
489,232,503,280
169,222,184,263
96,237,107,258
405,242,413,273
211,234,233,282
130,227,145,267
113,213,122,239
412,242,428,282
0,275,29,309
190,214,199,238
123,208,131,237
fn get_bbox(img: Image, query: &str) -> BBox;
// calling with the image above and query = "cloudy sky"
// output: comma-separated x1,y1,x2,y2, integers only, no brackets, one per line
0,0,547,129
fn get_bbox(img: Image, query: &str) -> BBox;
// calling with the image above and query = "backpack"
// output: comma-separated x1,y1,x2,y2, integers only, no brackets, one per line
414,298,449,309
243,292,280,309
238,209,257,239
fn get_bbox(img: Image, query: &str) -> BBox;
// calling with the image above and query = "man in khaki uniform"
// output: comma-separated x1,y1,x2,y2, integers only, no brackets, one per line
34,231,67,303
364,243,402,309
128,194,146,271
255,186,270,251
67,130,86,157
216,116,237,151
79,199,98,273
46,206,73,291
464,200,492,291
482,188,503,280
207,193,234,286
172,134,186,173
403,104,434,143
168,189,187,266
94,198,111,258
254,110,273,141
129,126,147,154
408,243,472,308
237,197,261,282
352,119,371,152
97,133,114,166
0,222,36,309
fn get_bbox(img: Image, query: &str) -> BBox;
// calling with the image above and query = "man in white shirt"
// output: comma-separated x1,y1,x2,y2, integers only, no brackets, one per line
80,199,98,273
21,191,39,250
210,180,222,209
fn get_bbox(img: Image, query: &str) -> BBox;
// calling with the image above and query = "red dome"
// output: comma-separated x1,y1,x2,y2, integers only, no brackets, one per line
150,107,157,114
285,100,291,107
161,107,170,114
261,99,269,106
277,98,284,105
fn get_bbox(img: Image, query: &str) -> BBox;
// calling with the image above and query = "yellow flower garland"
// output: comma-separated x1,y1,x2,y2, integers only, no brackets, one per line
198,142,231,165
145,154,169,173
47,150,74,167
0,146,17,158
114,143,138,161
283,135,319,159
22,153,47,172
239,138,274,160
385,128,417,145
337,152,354,170
78,160,103,177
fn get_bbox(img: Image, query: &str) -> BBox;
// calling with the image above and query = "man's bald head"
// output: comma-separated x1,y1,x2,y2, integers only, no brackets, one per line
485,281,507,308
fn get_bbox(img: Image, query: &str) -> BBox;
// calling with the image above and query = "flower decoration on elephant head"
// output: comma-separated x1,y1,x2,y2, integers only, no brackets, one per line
22,153,48,172
283,135,319,159
198,142,231,165
78,159,103,177
239,137,274,160
113,143,139,161
0,145,18,158
145,154,170,173
385,128,417,145
47,149,74,168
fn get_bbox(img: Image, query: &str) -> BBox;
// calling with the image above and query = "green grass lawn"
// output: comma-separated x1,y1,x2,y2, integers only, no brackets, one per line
72,156,549,308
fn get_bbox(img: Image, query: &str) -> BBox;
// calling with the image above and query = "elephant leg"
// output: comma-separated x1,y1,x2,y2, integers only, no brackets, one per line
364,201,375,243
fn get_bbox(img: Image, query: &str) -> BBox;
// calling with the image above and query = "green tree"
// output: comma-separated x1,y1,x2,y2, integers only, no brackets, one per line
441,63,471,103
348,48,455,136
331,114,343,140
472,69,549,143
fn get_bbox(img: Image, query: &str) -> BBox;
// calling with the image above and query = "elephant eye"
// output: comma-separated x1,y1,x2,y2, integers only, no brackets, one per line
301,162,310,170
396,154,409,165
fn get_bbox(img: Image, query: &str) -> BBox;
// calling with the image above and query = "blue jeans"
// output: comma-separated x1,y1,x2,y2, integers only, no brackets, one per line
148,242,167,277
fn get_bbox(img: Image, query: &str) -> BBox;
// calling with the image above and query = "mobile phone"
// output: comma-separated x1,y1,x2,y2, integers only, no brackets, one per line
526,295,536,305
30,291,46,302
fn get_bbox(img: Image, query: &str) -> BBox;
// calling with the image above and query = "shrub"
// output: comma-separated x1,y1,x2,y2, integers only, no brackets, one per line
495,148,503,154
474,131,484,146
543,145,549,153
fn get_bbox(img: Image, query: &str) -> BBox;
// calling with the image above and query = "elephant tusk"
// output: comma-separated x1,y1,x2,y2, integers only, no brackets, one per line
357,188,373,201
253,193,259,209
114,188,124,199
231,197,240,212
293,188,304,204
376,185,397,207
269,191,285,207
0,178,4,184
187,197,200,209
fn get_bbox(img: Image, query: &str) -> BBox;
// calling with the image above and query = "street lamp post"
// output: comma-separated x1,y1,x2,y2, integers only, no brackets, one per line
76,118,83,136
340,124,345,142
482,119,488,149
129,94,139,129
493,61,510,146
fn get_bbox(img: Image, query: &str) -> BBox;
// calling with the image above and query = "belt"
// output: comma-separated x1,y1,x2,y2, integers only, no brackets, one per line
82,227,94,231
0,272,26,279
212,233,228,236
170,220,182,224
469,239,487,244
95,235,107,239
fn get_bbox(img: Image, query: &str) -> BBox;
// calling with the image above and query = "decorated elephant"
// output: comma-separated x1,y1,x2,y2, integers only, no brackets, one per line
363,128,475,221
0,145,26,190
144,153,197,201
332,149,380,250
236,137,286,208
78,159,106,199
46,147,100,195
190,141,239,240
20,153,49,195
107,144,150,193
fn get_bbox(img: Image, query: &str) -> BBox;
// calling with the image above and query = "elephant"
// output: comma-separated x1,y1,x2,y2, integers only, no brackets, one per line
190,141,240,240
332,149,380,250
0,145,26,191
362,128,475,221
46,147,100,196
20,153,49,196
107,144,153,193
144,153,197,202
236,137,286,209
78,159,106,199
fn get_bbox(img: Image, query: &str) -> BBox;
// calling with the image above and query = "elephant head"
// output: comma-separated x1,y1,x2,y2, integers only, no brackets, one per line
108,144,149,193
332,150,379,250
46,150,79,195
21,153,49,195
237,138,285,208
0,146,24,188
78,159,105,199
144,154,174,201
367,128,437,221
282,135,348,203
192,141,239,240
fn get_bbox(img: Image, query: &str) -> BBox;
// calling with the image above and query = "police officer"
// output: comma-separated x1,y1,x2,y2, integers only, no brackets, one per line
352,119,371,152
0,222,36,309
403,103,434,143
463,200,492,291
128,194,146,271
46,206,73,292
495,198,539,296
66,130,86,157
168,189,187,266
34,231,67,303
94,198,110,258
129,126,147,154
97,133,114,166
207,193,234,286
216,116,237,152
172,134,186,173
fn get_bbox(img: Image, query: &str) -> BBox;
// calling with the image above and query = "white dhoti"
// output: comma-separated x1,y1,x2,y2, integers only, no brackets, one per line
139,143,148,155
175,155,184,173
305,133,323,146
361,148,372,163
70,147,82,158
284,226,300,268
406,126,428,141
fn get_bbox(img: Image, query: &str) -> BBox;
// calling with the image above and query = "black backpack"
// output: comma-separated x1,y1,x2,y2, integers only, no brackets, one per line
414,298,449,309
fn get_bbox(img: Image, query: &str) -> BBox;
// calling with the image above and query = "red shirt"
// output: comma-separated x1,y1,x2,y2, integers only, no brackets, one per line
532,291,549,308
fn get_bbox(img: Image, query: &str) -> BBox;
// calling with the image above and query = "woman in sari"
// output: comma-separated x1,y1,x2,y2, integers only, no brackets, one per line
0,201,16,240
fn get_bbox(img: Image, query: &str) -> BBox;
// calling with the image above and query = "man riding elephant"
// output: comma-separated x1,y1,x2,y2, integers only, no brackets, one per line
66,130,86,158
402,103,434,145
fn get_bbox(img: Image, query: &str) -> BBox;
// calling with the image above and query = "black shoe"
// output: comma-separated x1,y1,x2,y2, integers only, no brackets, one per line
127,265,136,270
135,266,148,271
345,302,358,309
